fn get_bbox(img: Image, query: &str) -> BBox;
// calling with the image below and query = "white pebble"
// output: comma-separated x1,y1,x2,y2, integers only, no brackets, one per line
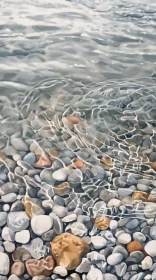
53,266,68,277
145,240,156,257
15,230,30,244
108,199,121,208
31,215,53,236
2,204,10,212
117,233,131,244
91,236,107,249
142,256,153,270
110,220,118,230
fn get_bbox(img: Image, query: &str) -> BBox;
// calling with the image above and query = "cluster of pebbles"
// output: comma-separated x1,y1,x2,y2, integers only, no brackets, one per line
0,114,155,280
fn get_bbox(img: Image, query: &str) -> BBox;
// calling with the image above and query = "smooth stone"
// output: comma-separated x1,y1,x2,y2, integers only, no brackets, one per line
53,266,68,277
52,167,70,181
0,252,10,275
99,189,118,203
76,258,91,273
8,276,20,280
91,236,107,249
2,227,15,241
11,261,25,276
1,193,17,203
103,274,117,280
144,203,156,218
133,232,146,242
32,277,46,280
86,266,103,280
117,233,131,244
149,152,156,162
2,204,10,212
52,205,67,218
142,256,153,270
23,238,46,259
53,216,63,235
144,275,151,280
60,149,75,159
110,220,118,230
0,246,4,252
7,212,29,232
3,241,15,253
11,200,25,212
40,169,53,183
67,169,82,187
62,213,77,223
92,201,107,217
107,198,121,208
0,277,7,280
11,138,28,151
145,241,156,257
70,273,81,280
0,173,7,181
130,251,144,262
70,222,88,237
118,188,133,196
0,212,7,226
126,219,139,230
147,218,154,225
15,230,30,244
31,215,53,236
107,253,123,266
53,195,65,206
137,184,149,191
91,165,106,180
23,153,35,165
12,247,31,262
42,229,56,242
116,262,127,277
0,182,18,196
150,226,156,239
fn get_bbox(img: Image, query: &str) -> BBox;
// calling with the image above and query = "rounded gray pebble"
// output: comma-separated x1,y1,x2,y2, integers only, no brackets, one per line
116,262,127,277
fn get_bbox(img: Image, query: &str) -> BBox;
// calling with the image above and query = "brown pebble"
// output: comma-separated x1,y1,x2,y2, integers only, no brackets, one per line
66,115,81,124
71,159,85,168
33,154,52,168
127,240,144,253
51,232,90,270
132,191,149,202
11,261,25,276
53,182,70,196
0,151,7,161
22,196,44,219
95,216,110,230
26,256,55,277
100,154,114,169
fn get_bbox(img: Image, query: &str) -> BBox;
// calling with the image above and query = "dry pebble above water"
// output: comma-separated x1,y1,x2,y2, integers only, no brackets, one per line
0,112,155,280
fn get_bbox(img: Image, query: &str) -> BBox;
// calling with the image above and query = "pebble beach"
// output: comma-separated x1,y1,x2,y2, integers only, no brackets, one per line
0,112,155,280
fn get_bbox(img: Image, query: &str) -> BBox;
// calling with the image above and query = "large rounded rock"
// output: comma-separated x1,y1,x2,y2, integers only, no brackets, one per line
145,240,156,257
11,138,28,151
0,252,10,275
7,212,29,232
51,233,90,270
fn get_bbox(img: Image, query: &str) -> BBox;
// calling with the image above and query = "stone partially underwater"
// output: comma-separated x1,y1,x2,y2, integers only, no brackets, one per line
0,81,155,279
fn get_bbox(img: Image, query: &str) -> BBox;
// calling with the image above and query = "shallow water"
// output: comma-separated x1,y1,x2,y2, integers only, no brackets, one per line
0,0,156,279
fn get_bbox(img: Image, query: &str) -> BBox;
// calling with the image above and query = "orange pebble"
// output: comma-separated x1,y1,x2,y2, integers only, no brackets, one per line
127,240,144,253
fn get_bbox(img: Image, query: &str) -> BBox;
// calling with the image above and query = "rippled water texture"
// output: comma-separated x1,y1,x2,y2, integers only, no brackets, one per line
0,0,156,216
